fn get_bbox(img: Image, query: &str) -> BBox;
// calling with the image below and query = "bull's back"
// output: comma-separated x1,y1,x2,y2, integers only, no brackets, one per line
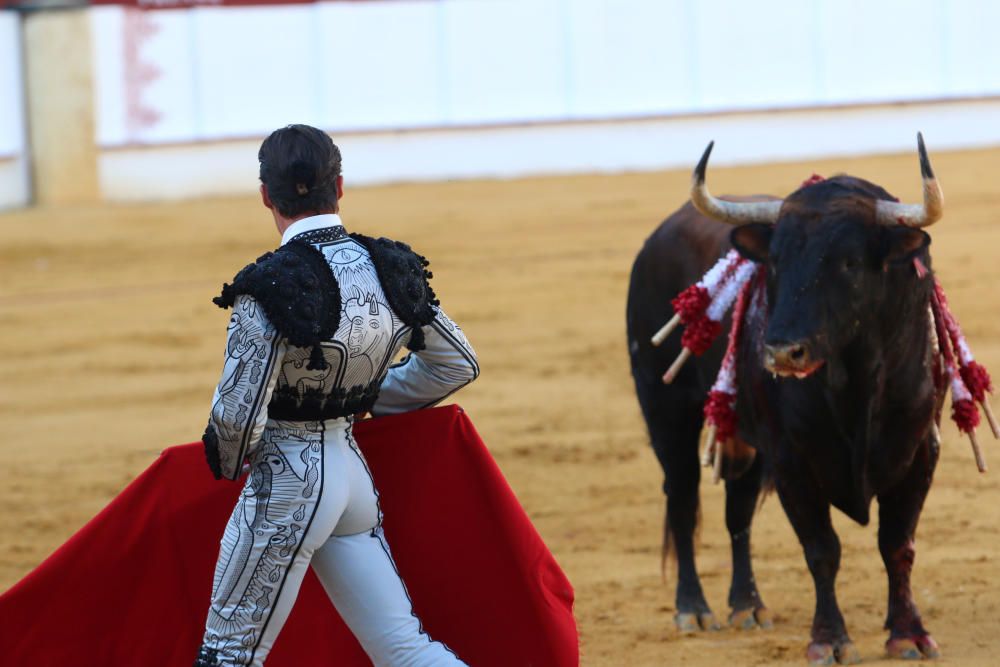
626,202,731,382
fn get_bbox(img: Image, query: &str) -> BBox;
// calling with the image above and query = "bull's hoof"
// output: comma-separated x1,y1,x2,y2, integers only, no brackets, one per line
886,635,940,660
807,641,860,666
835,642,861,665
675,613,699,633
730,608,757,631
699,612,722,631
675,612,721,632
886,638,921,660
916,635,941,659
806,643,835,666
729,606,774,631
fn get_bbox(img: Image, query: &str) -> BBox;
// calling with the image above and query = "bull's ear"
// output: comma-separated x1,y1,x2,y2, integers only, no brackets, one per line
730,223,773,263
883,226,930,264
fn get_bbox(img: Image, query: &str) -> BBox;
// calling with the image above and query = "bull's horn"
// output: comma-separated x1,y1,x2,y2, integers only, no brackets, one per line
875,132,944,228
690,141,783,225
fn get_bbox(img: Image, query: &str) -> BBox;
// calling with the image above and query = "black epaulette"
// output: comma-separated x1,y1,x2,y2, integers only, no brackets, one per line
349,233,439,351
212,241,341,370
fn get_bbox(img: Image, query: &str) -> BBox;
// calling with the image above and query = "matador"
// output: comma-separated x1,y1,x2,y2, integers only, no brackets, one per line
194,124,479,667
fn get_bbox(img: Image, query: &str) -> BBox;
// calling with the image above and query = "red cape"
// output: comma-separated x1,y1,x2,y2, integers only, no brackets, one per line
0,405,577,666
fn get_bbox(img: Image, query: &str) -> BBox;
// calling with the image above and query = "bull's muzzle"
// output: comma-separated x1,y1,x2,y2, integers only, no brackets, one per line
763,341,825,379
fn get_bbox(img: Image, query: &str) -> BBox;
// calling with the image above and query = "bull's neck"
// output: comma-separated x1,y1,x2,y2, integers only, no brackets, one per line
827,279,934,463
829,287,931,403
813,284,932,512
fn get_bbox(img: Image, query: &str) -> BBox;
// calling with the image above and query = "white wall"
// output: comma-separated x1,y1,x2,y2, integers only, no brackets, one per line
85,0,1000,200
91,0,1000,148
0,12,30,210
98,98,1000,201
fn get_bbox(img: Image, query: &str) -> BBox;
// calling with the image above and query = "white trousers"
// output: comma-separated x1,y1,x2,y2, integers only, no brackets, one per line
199,419,465,667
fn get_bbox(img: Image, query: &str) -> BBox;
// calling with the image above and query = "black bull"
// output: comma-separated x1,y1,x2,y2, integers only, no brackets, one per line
627,171,947,663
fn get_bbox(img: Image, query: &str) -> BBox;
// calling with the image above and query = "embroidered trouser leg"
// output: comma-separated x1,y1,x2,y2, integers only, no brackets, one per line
312,526,465,667
198,423,347,666
312,430,464,667
196,421,463,667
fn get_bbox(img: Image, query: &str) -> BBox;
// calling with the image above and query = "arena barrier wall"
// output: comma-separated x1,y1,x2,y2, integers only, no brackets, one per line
97,98,1000,202
0,11,30,210
20,0,1000,202
90,0,1000,147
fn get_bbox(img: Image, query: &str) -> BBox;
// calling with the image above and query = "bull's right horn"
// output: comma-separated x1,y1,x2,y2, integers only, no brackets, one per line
690,141,783,225
874,132,944,228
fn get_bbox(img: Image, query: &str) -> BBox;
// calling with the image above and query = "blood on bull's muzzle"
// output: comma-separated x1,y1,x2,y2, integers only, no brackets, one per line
763,340,825,379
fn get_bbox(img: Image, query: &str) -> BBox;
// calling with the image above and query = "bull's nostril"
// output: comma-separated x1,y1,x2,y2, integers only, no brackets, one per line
790,347,805,361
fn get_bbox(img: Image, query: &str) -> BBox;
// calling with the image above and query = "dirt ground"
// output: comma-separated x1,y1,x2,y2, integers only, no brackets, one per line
2,147,1000,666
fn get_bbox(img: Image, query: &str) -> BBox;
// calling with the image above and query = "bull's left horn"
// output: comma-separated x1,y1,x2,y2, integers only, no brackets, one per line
875,132,944,228
690,141,783,225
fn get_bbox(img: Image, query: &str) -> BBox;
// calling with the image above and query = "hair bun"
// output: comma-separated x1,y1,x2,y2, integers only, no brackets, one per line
288,160,315,197
289,160,315,184
258,124,342,215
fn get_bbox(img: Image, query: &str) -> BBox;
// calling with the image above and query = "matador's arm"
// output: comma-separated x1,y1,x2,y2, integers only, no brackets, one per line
371,307,479,416
202,294,287,480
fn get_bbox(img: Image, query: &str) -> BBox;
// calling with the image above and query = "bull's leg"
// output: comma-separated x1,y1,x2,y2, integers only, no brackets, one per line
636,382,719,632
877,439,939,660
725,456,772,630
776,473,859,666
660,428,720,632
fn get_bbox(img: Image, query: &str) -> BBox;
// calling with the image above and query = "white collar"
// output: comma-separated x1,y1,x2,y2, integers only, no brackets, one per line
280,213,344,246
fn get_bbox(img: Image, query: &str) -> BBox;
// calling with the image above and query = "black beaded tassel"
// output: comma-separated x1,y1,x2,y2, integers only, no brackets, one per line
306,344,328,371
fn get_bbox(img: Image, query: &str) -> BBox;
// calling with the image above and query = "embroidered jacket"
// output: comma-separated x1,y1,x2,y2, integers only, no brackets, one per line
203,214,479,480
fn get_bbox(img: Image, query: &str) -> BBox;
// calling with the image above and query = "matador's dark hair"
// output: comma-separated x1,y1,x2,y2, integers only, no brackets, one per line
258,124,342,218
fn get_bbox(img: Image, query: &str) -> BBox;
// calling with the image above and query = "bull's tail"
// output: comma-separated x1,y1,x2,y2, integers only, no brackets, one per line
660,498,672,582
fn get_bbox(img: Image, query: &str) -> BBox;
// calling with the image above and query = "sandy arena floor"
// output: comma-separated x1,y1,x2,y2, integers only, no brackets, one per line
2,148,999,665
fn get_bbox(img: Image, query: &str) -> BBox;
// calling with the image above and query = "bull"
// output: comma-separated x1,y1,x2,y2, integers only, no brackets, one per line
627,136,948,664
